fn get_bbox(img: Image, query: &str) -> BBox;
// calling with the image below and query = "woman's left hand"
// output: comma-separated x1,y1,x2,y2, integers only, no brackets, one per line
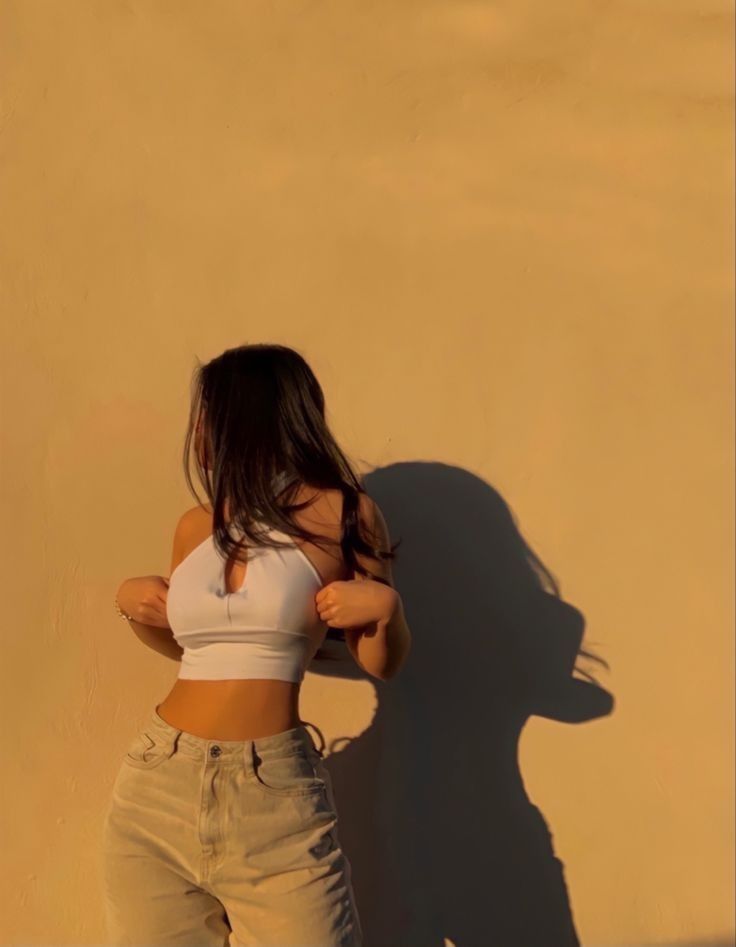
315,579,399,630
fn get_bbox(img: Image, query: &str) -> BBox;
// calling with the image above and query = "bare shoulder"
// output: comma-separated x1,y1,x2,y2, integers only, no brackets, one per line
176,504,212,535
168,505,211,575
336,489,394,584
356,491,390,544
305,485,389,537
294,483,341,532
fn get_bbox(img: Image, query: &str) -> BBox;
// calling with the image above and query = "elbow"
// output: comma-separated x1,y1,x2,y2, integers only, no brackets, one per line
352,613,412,682
368,647,411,683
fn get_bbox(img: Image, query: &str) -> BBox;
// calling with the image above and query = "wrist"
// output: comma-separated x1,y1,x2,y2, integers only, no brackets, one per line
114,597,134,622
115,581,136,622
374,586,401,625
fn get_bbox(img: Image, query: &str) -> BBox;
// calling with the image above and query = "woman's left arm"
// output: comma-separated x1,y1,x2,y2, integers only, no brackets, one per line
346,586,412,682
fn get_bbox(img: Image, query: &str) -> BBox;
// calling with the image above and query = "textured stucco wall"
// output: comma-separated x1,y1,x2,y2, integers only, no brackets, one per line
1,2,733,945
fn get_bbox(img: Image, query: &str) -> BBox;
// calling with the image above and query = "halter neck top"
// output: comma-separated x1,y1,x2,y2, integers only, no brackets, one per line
165,472,328,682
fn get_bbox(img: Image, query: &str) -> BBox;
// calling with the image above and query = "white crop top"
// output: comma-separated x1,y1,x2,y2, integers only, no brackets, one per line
166,474,328,682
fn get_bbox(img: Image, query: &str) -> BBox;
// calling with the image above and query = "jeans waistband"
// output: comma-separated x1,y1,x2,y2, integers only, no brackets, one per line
145,704,323,766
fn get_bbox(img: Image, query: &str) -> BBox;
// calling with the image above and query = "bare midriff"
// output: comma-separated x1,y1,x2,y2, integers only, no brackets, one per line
155,484,343,742
155,678,303,741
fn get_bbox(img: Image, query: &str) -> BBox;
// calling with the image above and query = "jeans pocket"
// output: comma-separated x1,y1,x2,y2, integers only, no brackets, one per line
123,730,176,770
251,745,327,798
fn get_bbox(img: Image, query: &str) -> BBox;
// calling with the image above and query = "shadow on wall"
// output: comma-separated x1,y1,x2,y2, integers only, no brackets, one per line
308,460,615,947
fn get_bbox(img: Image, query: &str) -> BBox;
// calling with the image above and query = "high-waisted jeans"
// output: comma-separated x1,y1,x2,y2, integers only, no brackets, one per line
101,705,363,947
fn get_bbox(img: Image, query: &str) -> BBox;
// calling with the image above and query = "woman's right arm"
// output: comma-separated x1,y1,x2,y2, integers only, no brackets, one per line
115,513,190,662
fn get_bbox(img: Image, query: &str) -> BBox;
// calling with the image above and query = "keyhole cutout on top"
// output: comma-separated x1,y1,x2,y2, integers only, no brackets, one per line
223,541,249,595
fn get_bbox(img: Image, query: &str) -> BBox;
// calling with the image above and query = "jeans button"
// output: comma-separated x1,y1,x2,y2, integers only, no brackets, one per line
210,745,222,758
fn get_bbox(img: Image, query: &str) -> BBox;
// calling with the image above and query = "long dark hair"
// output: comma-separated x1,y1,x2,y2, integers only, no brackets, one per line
181,343,398,590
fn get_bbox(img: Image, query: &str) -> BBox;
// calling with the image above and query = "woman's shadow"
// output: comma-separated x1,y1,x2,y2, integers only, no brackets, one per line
306,461,614,947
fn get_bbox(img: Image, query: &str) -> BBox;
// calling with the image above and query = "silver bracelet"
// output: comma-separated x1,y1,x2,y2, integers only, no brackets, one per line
114,598,134,622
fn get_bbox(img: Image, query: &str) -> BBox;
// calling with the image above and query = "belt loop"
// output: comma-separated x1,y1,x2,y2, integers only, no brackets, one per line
301,720,325,758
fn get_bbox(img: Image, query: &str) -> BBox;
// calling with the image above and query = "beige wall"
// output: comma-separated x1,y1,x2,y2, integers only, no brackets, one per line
1,2,733,945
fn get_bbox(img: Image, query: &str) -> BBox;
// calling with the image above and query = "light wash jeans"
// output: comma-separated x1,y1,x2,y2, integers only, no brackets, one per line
101,706,363,946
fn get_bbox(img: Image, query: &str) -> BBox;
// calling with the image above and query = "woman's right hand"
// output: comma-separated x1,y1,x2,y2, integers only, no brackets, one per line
116,576,171,629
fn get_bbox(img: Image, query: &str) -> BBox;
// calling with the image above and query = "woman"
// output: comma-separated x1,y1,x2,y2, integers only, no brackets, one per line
102,343,412,947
